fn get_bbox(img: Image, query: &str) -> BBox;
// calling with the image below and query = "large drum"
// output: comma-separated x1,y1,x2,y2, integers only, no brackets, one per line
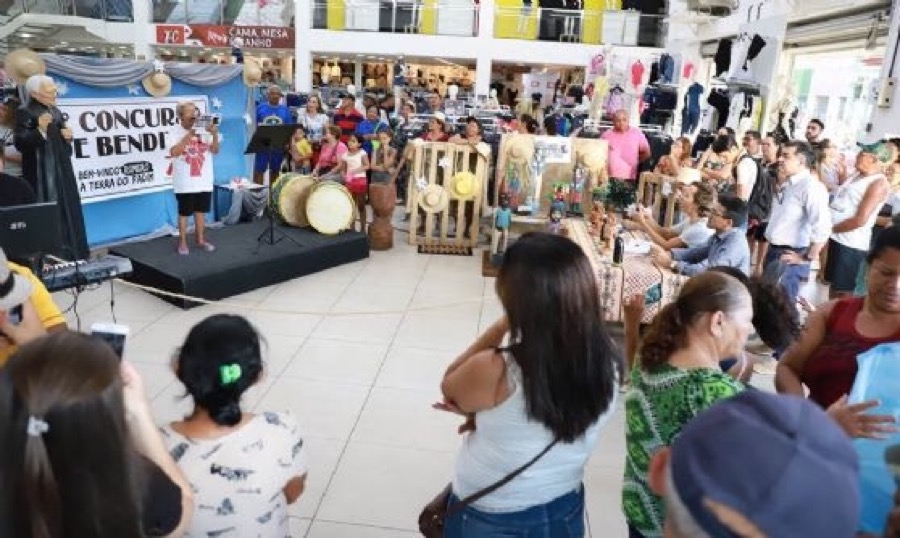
271,173,316,227
306,180,356,235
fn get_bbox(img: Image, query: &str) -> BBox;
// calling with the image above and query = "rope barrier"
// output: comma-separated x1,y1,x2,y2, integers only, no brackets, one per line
113,278,488,316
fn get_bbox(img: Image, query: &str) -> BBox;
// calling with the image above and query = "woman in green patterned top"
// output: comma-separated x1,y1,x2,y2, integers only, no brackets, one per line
622,272,753,538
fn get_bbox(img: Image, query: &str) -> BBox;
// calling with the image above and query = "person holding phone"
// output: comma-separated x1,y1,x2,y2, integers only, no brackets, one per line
161,314,307,536
170,101,219,256
0,332,194,537
0,248,66,366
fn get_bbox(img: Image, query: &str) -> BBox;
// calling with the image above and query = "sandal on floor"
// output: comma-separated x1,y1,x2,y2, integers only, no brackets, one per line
177,244,189,255
198,242,216,252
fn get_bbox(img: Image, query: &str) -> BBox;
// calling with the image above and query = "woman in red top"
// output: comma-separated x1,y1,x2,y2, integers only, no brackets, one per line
776,226,900,436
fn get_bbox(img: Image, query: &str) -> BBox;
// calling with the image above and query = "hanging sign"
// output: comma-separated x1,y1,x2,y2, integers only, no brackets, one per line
58,95,208,203
155,25,294,49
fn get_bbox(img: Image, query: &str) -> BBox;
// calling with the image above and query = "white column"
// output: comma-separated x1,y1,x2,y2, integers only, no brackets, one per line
474,0,495,97
132,0,151,59
294,0,313,91
868,5,900,139
354,60,363,89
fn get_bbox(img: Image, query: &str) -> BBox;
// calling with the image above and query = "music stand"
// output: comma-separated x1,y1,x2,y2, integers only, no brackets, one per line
245,124,301,248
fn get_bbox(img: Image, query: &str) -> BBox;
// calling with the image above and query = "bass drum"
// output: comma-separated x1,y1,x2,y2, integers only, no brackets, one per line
306,180,356,235
270,173,316,227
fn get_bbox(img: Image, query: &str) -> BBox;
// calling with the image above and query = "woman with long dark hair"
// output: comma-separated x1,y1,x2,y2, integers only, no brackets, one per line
161,314,307,537
0,332,193,538
437,232,618,537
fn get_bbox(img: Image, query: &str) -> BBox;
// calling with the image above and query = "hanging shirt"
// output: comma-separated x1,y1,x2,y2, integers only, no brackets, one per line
605,90,626,117
686,83,704,112
683,61,695,80
631,61,645,89
726,91,745,131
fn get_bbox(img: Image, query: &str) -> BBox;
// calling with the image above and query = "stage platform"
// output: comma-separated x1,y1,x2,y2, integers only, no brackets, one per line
111,221,369,308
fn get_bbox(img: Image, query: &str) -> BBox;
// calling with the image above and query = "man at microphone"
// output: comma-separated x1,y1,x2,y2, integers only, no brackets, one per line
14,74,89,260
169,101,219,255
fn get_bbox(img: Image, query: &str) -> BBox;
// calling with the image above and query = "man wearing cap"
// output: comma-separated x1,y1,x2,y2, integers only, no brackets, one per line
652,195,751,277
333,93,364,144
601,110,651,183
0,248,66,366
253,85,294,184
14,74,89,260
646,391,859,538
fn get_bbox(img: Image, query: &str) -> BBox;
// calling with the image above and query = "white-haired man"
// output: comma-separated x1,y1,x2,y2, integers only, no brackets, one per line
14,74,89,260
170,101,219,255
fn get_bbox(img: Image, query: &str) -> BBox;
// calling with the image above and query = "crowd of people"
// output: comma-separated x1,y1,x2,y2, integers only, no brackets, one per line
1,73,900,536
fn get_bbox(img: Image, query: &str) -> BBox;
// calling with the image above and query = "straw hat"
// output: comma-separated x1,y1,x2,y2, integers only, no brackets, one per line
506,135,534,161
4,48,46,85
449,171,478,199
676,167,701,185
417,184,449,214
242,59,263,87
141,72,172,97
578,144,606,171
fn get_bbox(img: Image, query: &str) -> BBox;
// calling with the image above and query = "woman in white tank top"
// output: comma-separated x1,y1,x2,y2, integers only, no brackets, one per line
436,232,619,537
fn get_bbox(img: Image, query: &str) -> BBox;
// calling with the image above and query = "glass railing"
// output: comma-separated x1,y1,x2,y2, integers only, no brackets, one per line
311,0,478,37
152,0,293,25
494,6,665,46
4,0,133,21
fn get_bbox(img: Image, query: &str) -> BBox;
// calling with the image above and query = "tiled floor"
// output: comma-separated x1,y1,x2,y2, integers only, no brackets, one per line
53,230,825,537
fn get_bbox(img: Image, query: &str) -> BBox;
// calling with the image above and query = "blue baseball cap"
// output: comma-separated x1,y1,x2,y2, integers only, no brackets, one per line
670,391,859,537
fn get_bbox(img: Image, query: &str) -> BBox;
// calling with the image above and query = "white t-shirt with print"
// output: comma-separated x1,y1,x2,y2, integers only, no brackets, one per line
169,123,215,194
160,411,307,538
673,217,714,248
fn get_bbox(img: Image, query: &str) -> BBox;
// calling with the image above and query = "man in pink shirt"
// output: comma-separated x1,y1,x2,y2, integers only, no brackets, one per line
601,110,651,181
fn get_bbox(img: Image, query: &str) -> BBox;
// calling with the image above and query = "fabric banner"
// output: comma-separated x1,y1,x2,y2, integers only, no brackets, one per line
58,96,208,203
46,61,250,247
155,25,294,49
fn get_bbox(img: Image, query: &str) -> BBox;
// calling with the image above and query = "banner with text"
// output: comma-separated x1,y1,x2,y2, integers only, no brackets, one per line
155,25,294,49
59,96,208,203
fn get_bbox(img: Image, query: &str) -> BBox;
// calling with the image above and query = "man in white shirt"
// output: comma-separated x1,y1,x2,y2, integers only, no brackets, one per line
763,140,831,305
170,101,220,255
735,130,762,201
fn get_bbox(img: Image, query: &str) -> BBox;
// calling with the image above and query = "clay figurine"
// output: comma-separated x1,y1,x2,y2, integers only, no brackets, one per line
491,193,513,264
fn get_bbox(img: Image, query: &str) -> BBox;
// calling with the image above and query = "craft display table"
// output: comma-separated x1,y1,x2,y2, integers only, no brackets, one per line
566,218,687,324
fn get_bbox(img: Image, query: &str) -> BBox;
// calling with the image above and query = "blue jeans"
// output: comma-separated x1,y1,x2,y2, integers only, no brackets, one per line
443,486,586,538
762,245,810,306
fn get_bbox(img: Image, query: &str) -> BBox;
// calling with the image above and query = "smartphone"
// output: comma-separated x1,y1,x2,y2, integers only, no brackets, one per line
644,283,662,306
91,323,129,360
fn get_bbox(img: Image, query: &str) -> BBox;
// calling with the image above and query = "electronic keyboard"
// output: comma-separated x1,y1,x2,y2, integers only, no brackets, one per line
40,255,133,292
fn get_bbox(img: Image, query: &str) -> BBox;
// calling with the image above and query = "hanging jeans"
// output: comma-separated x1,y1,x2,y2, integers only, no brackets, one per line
682,108,700,135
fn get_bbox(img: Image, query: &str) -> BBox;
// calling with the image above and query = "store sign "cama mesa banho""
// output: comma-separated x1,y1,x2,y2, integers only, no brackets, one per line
155,25,294,49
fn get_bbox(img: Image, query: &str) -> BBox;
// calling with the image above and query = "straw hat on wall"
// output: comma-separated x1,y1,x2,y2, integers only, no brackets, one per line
4,49,46,85
243,59,263,87
506,135,534,162
142,72,172,97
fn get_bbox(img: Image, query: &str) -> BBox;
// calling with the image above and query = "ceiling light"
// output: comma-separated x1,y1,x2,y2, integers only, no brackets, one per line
20,32,34,37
